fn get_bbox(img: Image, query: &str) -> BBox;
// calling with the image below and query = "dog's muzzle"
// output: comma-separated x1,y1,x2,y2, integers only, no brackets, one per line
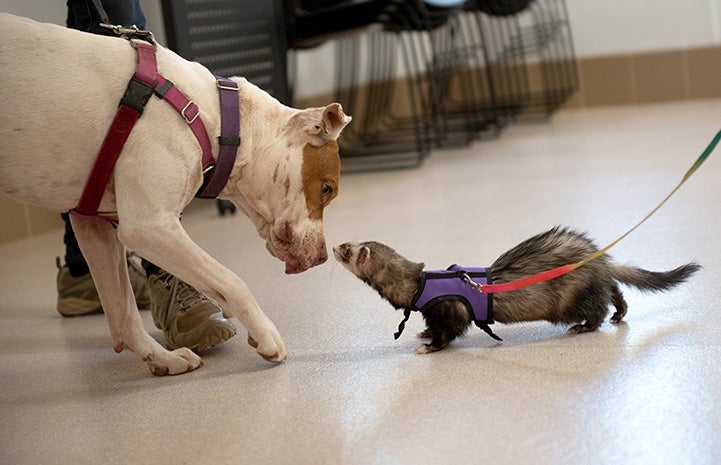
267,221,328,274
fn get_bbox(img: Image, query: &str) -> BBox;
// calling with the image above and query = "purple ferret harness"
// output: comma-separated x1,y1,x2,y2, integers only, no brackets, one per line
394,265,502,342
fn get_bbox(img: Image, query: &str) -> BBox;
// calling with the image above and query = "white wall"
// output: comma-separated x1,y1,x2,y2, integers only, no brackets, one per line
566,0,721,57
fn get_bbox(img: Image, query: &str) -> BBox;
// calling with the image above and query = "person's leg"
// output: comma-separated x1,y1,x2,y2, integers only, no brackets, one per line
101,0,146,29
65,0,145,33
62,212,90,277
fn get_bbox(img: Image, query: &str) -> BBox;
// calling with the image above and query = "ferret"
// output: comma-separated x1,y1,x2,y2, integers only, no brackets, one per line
333,227,700,354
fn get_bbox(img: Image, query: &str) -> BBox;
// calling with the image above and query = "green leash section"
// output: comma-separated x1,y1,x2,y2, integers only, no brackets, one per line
686,129,721,179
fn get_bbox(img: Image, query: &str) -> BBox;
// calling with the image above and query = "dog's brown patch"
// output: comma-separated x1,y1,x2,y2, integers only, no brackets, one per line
301,141,340,220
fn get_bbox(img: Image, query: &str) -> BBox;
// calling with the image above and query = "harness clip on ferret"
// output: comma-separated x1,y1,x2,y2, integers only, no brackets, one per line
461,272,483,293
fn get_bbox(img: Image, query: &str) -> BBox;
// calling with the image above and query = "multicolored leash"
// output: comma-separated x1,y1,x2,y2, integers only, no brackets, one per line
477,129,721,295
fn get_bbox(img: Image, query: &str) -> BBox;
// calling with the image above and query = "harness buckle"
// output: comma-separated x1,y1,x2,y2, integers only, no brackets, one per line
119,76,156,115
182,101,200,124
217,81,239,92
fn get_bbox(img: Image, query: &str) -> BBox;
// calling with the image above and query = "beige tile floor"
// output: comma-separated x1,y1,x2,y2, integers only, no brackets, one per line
1,99,721,465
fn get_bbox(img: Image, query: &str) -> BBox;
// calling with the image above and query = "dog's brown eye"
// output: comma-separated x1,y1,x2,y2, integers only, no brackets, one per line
321,183,333,197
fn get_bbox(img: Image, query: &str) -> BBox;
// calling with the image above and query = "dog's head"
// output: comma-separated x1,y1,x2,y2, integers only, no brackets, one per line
232,101,351,274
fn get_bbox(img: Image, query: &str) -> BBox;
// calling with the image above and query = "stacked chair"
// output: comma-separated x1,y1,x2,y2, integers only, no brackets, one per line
288,0,579,171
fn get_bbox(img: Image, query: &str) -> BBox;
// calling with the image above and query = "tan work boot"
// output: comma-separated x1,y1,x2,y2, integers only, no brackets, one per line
56,254,150,316
147,270,236,352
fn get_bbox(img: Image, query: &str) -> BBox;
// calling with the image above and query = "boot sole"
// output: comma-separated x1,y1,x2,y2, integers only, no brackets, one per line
57,297,103,317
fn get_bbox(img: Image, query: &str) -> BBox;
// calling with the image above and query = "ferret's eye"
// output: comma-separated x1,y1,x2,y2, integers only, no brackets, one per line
343,248,352,259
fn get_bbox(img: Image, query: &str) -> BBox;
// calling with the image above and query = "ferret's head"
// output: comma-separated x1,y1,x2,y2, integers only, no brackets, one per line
334,240,425,309
333,240,419,280
333,241,376,279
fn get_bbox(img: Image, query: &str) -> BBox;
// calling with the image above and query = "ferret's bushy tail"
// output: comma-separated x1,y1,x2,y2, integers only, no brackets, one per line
612,263,701,292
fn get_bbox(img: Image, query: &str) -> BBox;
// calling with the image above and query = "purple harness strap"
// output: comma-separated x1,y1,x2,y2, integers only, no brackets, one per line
196,78,240,198
394,265,502,342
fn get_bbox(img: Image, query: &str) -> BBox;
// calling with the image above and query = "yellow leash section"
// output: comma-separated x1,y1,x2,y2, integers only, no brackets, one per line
574,129,720,268
481,129,721,294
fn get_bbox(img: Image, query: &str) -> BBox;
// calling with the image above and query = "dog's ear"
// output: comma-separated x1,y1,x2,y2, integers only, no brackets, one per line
319,103,352,140
289,103,352,146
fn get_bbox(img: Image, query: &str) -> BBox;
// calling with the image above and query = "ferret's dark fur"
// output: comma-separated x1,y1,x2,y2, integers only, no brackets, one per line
333,227,700,354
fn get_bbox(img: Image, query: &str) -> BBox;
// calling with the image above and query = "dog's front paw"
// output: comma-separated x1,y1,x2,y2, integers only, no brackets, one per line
143,347,203,376
247,328,286,363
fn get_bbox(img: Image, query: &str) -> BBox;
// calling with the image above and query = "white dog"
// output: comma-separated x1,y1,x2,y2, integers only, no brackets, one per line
0,14,351,375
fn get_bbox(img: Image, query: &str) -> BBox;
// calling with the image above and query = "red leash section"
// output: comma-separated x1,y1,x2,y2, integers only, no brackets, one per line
481,264,578,294
480,129,721,295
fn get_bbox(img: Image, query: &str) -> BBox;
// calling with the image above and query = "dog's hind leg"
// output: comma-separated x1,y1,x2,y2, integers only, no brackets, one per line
71,216,202,375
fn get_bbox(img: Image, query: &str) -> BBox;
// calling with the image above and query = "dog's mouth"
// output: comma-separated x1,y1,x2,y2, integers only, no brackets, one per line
284,259,306,275
255,216,329,274
266,242,328,275
280,253,327,274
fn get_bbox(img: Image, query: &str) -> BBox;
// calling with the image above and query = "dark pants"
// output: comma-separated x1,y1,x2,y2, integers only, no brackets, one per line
63,0,157,278
66,0,146,33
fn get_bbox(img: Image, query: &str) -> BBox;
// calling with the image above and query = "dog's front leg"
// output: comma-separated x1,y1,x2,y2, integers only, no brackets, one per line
70,217,203,375
118,218,286,363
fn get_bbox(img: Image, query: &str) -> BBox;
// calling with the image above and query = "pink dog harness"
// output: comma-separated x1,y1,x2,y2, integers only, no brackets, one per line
70,37,240,224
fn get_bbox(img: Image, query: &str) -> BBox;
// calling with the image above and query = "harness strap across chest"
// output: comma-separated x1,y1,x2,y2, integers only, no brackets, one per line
70,41,240,224
394,265,502,342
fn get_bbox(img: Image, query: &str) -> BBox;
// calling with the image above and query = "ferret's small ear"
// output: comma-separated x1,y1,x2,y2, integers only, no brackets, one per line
358,246,371,272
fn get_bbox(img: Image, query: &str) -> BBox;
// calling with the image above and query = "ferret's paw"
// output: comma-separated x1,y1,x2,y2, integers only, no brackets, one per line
416,330,431,339
610,311,626,324
415,344,437,354
568,324,594,334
